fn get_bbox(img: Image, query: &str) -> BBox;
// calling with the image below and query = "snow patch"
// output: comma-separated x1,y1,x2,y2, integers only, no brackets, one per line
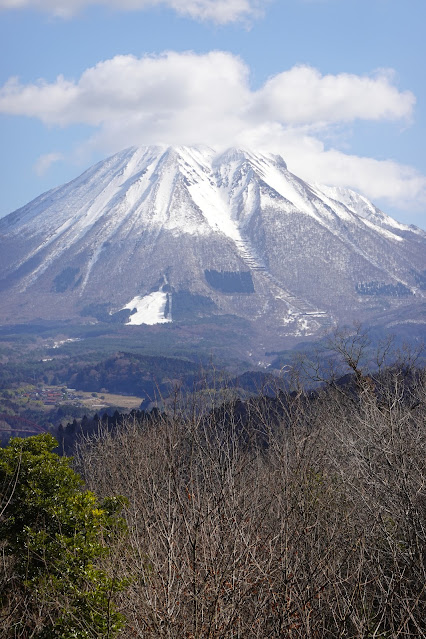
53,338,82,348
122,291,171,325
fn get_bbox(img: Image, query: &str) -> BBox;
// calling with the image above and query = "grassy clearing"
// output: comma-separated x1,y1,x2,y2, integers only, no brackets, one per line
76,391,145,410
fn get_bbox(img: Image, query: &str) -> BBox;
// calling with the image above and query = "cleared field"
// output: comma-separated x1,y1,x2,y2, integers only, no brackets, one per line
76,391,145,410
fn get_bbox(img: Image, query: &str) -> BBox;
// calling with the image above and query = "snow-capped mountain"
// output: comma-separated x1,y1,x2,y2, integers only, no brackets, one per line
0,145,425,349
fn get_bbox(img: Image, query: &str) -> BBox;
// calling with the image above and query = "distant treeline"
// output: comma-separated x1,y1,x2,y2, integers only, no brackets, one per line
0,351,199,397
55,407,163,456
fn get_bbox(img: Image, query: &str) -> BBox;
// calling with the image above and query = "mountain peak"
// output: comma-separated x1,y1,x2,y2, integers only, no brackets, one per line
0,145,424,353
213,146,287,170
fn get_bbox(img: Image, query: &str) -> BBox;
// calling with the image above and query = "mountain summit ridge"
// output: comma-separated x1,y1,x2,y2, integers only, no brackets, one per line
0,145,424,352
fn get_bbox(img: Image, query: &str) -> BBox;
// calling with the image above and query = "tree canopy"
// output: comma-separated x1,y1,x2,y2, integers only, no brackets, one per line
0,433,127,638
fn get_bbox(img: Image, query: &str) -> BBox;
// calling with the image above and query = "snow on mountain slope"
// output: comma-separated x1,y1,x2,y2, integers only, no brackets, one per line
121,291,171,325
0,145,424,348
314,184,412,235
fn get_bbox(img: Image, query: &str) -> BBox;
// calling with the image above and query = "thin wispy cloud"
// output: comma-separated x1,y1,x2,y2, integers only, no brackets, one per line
0,0,269,22
33,151,64,175
0,50,423,209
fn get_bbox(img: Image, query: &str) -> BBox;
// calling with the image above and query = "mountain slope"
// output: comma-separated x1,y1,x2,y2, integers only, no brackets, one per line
0,145,424,351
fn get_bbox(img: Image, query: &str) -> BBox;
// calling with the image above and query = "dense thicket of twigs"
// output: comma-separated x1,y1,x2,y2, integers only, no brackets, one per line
75,355,426,638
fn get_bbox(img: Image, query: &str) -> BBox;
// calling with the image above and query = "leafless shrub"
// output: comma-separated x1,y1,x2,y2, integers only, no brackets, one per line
75,344,425,638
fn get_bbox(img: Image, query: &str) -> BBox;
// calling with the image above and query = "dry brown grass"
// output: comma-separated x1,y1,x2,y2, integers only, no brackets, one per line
76,390,145,411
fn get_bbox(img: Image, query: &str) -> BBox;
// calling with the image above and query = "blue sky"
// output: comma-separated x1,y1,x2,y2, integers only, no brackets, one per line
0,0,425,228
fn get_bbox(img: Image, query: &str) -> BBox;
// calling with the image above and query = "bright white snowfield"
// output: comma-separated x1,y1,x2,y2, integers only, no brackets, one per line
121,292,171,325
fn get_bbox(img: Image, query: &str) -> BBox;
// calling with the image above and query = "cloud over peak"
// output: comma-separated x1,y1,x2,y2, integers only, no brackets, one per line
0,52,414,129
0,50,423,210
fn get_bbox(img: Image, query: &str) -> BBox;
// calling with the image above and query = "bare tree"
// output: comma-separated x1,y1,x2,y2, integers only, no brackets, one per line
75,346,425,638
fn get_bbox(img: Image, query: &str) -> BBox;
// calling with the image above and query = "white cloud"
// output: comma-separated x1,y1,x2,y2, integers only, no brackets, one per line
33,151,63,175
251,66,414,124
0,53,250,131
0,51,423,210
0,0,268,22
0,53,413,129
